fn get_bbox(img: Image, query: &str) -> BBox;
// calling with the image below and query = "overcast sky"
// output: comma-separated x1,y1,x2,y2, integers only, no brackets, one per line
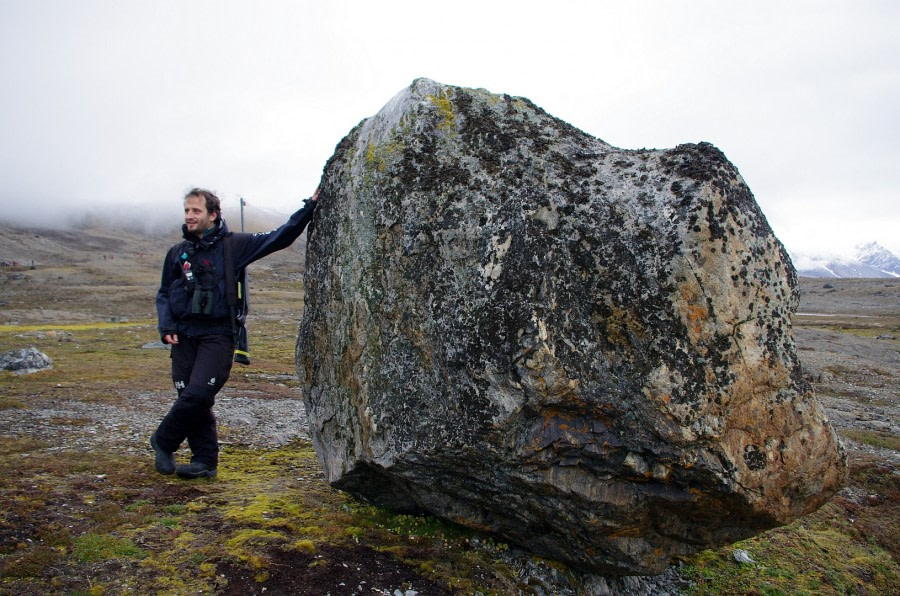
0,0,897,256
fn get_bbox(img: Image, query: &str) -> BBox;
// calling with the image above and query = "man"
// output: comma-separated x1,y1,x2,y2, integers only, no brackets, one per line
151,187,318,479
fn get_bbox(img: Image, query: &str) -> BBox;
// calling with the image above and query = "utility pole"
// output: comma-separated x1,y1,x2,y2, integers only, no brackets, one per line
239,197,246,232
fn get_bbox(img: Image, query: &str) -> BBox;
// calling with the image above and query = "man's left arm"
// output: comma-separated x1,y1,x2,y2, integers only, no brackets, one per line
235,190,318,269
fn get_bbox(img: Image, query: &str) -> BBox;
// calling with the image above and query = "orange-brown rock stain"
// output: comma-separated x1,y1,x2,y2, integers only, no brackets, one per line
686,304,708,335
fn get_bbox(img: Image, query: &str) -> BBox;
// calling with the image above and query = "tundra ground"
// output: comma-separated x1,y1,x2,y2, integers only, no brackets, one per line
0,224,897,594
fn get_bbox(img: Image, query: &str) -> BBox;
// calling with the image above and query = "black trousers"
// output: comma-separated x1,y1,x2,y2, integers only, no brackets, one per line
154,334,233,467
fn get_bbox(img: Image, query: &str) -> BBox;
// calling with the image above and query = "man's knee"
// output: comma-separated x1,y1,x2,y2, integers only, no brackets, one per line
177,381,220,410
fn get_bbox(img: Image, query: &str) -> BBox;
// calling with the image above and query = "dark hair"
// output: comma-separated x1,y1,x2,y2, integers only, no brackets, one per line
185,188,221,217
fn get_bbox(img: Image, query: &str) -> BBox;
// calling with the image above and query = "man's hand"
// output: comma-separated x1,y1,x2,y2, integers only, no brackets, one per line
164,333,179,345
311,187,320,202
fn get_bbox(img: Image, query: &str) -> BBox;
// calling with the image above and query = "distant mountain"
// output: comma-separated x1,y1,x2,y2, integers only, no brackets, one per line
791,242,900,278
856,242,900,277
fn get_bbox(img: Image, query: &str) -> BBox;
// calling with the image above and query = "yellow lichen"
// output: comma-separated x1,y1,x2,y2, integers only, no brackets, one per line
0,320,153,334
426,89,456,133
364,139,405,173
173,531,196,549
224,493,308,530
225,529,288,569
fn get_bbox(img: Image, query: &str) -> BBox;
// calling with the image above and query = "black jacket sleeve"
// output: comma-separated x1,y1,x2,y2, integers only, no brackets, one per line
233,198,317,270
156,246,180,340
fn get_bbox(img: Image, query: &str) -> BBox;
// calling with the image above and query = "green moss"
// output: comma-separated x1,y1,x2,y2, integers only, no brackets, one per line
125,499,150,513
681,506,899,594
351,503,470,539
73,533,147,563
293,539,316,554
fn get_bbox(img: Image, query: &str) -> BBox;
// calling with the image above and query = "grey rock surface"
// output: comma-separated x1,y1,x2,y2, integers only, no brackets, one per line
0,347,53,374
141,340,170,350
297,79,847,575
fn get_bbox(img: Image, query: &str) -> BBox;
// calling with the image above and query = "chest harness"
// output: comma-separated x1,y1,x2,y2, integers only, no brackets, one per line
176,233,251,364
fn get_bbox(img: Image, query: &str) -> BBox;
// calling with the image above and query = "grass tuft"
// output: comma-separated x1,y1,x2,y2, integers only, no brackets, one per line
841,429,900,451
73,533,147,563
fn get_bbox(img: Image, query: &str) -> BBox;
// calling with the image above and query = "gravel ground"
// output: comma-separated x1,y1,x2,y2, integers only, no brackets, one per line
795,326,899,466
0,386,311,456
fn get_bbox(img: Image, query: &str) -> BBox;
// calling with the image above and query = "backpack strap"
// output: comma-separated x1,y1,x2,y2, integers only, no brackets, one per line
222,232,251,308
223,233,237,308
223,233,253,365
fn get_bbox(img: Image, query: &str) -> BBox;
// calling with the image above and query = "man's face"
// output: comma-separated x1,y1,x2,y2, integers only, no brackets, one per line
183,195,217,235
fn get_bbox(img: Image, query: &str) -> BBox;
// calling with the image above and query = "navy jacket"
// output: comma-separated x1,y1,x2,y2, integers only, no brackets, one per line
156,199,316,340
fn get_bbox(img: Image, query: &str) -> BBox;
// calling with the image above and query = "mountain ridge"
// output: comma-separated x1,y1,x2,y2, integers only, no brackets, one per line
791,241,900,278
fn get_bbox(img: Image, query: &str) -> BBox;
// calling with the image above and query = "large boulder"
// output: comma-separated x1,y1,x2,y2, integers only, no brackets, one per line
297,79,847,575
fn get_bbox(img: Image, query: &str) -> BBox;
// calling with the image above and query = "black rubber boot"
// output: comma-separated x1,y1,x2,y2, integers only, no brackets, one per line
150,432,175,475
176,462,217,479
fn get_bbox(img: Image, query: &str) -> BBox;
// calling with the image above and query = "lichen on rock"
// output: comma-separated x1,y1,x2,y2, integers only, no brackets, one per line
296,78,847,575
0,347,53,374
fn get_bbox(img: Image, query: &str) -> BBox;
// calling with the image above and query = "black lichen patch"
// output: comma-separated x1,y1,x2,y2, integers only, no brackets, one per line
743,445,767,471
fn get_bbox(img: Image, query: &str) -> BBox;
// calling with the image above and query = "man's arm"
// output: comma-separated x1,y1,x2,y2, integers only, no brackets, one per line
156,248,179,343
234,190,319,269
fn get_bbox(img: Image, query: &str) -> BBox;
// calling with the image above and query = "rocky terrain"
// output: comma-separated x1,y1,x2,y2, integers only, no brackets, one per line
794,278,899,462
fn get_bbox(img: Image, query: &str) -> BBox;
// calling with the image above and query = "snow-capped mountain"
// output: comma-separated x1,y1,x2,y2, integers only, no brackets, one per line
790,242,900,278
856,242,900,277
